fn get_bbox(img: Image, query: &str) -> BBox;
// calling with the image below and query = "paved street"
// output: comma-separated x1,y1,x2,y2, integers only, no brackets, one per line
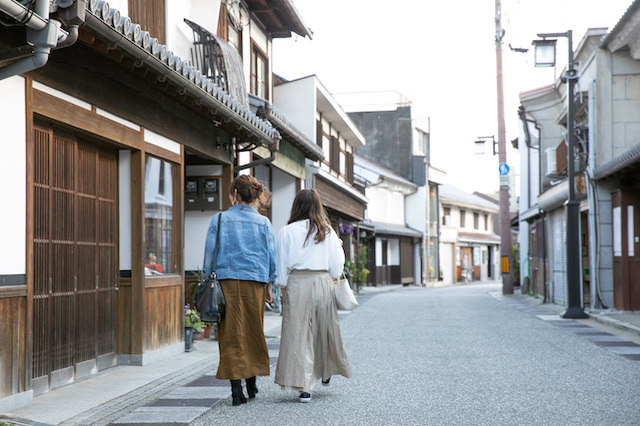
187,283,640,426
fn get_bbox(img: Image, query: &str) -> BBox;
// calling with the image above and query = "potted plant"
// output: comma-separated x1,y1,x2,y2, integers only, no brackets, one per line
184,304,203,352
345,244,370,293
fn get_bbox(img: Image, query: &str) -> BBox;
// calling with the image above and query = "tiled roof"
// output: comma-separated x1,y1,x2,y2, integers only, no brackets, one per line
439,184,499,212
593,143,640,180
82,1,280,147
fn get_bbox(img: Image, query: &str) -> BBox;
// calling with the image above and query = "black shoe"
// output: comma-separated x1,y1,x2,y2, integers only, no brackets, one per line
299,392,312,403
231,379,247,406
246,376,258,399
322,376,331,386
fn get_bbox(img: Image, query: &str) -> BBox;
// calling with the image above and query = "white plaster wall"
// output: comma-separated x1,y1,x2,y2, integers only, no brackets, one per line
0,77,26,274
366,186,404,225
439,242,454,285
166,0,221,66
406,187,426,233
271,168,296,237
389,239,399,266
375,239,382,265
184,164,223,271
519,221,529,286
273,77,316,140
185,211,215,271
118,151,132,270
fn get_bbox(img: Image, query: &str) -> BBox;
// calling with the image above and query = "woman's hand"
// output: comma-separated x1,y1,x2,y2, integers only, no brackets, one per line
266,282,273,303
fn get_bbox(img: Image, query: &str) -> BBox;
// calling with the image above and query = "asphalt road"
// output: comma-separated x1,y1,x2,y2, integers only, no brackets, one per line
191,283,640,426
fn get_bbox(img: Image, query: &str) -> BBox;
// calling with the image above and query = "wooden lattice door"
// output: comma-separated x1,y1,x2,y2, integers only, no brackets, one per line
32,124,118,395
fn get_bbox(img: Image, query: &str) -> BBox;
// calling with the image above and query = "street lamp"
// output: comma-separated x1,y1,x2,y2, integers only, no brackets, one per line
475,135,498,156
532,31,588,319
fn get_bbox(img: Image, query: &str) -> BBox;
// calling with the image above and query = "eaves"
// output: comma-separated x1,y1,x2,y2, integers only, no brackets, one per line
81,5,280,149
250,94,324,161
593,143,640,180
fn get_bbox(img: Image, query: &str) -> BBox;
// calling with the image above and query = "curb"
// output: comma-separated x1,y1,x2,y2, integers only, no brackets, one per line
588,313,640,337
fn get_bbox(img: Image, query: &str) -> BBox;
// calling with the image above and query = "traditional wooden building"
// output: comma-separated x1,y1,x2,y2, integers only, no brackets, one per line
353,154,423,286
0,0,311,410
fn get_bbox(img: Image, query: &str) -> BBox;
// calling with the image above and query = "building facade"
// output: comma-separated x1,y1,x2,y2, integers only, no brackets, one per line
344,94,443,285
519,13,640,311
0,0,314,410
439,185,500,285
273,75,367,260
354,154,422,285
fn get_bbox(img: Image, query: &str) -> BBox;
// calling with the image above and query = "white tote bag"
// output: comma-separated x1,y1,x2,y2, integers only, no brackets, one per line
334,275,358,310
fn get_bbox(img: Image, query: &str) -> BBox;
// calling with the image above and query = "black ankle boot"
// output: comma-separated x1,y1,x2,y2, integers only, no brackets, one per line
246,376,258,399
230,379,247,406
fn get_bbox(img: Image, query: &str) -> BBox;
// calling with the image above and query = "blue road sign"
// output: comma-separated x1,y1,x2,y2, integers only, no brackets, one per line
499,163,510,175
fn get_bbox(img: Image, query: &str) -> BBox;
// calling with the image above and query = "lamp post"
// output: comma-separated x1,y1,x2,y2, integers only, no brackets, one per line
533,31,588,319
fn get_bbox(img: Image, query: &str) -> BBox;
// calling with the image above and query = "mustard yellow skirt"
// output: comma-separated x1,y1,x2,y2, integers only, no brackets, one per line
274,270,352,393
216,279,269,380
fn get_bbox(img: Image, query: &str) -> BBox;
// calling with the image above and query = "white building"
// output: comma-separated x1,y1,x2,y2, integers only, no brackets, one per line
439,185,500,285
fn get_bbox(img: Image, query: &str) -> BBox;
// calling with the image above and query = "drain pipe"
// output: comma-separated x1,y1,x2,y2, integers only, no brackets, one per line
0,0,49,31
0,0,68,80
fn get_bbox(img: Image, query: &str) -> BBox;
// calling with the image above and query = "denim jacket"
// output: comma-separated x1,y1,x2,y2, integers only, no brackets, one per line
202,204,276,284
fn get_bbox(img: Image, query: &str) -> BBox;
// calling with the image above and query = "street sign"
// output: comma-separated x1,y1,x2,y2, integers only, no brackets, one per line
499,162,510,175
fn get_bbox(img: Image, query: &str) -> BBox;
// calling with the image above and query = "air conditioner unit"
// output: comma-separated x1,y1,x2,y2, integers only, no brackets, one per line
443,215,451,226
545,147,557,177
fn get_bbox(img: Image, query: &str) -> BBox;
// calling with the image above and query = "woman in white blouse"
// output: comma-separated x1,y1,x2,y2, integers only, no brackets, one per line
274,189,352,403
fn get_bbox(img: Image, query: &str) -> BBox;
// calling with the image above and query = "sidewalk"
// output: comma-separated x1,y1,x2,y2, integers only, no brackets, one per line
0,285,399,426
510,289,640,339
0,313,284,426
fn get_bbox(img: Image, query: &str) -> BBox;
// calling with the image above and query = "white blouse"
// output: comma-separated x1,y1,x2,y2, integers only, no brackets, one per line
275,219,345,287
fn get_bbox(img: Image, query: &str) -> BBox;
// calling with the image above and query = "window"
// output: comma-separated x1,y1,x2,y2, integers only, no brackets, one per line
443,207,450,225
484,214,489,231
474,212,479,229
251,44,268,99
217,3,242,52
227,18,241,52
460,210,465,228
144,156,175,275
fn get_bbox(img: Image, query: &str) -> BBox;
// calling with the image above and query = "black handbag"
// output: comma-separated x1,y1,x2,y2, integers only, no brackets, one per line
195,214,226,322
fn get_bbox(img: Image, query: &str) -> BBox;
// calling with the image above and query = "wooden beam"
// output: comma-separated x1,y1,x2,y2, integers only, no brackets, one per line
130,147,145,355
25,76,34,391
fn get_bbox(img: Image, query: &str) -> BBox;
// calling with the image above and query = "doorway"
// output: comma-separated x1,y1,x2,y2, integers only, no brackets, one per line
32,123,119,395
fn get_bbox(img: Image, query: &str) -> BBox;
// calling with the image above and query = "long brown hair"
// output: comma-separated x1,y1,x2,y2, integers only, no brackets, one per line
288,189,330,245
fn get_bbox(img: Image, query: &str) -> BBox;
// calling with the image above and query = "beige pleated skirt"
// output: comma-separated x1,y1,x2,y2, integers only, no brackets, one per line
216,279,270,380
274,270,352,393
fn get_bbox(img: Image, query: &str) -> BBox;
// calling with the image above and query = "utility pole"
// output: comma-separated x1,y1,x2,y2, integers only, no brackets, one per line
495,0,513,294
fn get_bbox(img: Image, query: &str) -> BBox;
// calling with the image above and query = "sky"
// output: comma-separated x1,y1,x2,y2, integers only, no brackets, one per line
273,0,633,195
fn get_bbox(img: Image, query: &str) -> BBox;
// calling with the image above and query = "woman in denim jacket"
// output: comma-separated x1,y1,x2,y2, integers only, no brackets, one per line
202,175,276,406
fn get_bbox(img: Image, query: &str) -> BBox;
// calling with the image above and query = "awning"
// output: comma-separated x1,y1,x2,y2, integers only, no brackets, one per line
314,172,367,222
538,180,568,212
368,221,423,239
458,231,500,245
